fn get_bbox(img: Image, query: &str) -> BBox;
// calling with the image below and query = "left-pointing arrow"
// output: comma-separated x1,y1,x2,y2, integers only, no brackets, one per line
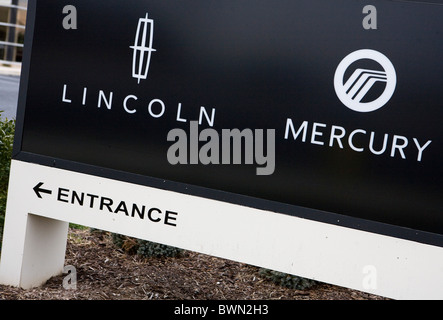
33,182,52,198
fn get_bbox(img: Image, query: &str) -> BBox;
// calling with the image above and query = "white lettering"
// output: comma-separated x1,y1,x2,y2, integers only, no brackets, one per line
413,138,432,162
148,99,165,118
174,304,208,317
369,132,389,155
82,87,87,105
176,103,187,122
348,129,366,152
329,125,346,148
62,84,72,103
199,106,216,127
123,95,137,114
311,122,327,145
97,90,113,109
284,119,308,142
391,135,408,159
59,85,217,125
283,119,431,162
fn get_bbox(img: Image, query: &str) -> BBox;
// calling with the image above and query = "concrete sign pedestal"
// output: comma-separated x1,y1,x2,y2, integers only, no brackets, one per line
1,160,443,299
0,164,69,288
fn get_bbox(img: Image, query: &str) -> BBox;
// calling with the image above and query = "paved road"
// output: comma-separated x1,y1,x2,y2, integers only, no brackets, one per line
0,75,20,120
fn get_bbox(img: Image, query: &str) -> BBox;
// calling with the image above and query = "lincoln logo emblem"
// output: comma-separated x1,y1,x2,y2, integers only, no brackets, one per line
334,49,396,112
130,13,156,84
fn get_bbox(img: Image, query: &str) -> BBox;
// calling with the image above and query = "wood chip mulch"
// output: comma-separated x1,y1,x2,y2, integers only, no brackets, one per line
0,228,388,300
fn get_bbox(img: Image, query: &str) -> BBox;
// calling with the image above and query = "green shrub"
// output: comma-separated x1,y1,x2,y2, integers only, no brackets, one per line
136,238,184,258
258,268,317,290
111,233,185,258
0,111,15,251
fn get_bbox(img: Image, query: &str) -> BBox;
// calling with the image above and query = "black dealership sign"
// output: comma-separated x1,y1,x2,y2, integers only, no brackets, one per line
15,0,442,246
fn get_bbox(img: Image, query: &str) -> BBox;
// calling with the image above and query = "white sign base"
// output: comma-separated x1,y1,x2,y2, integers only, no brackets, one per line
1,160,443,299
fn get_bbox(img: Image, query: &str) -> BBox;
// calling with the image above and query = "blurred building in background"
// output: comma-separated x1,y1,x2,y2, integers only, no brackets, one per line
0,0,27,66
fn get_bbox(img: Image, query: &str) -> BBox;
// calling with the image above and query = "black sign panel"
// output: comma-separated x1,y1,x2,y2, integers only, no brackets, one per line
15,0,443,246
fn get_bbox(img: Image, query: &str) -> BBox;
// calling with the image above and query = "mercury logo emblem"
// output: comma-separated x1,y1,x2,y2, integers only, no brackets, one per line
130,13,156,84
334,49,396,112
